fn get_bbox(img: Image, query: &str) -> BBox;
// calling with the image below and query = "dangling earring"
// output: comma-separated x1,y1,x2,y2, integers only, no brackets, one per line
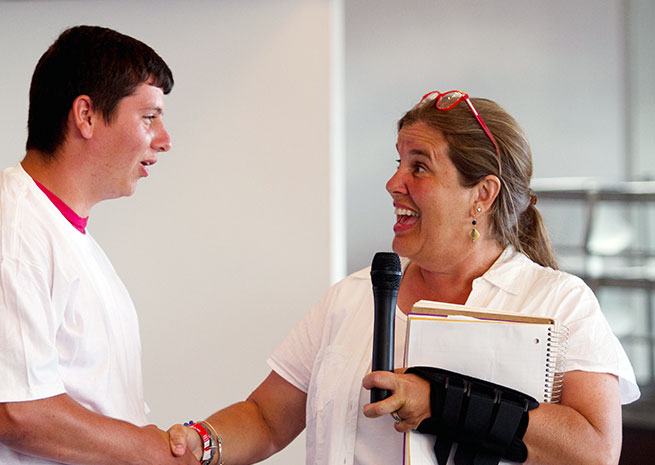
469,219,480,242
469,207,482,242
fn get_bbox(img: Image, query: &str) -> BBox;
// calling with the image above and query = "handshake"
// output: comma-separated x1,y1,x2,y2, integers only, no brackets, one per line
124,420,206,465
148,420,210,464
168,421,218,465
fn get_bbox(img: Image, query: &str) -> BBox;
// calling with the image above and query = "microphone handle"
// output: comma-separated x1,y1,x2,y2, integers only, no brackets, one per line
371,287,398,403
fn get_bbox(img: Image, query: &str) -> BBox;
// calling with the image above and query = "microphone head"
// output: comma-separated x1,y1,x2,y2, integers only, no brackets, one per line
370,252,402,290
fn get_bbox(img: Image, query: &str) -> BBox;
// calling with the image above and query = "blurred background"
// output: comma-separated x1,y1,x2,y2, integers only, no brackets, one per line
0,1,652,463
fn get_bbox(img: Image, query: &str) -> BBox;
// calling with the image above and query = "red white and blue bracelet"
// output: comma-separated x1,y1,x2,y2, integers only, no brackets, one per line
184,420,223,465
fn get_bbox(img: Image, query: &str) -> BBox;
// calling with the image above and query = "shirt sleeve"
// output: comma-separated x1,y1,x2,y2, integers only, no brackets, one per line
0,255,65,401
267,293,328,394
553,274,641,404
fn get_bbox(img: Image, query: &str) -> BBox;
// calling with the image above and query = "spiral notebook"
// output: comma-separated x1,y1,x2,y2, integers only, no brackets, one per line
403,300,568,465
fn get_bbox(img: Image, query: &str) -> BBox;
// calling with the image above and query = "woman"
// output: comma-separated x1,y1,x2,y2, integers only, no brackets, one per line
170,91,639,465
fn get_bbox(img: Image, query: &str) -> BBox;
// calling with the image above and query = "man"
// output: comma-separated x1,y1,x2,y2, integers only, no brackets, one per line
0,25,197,464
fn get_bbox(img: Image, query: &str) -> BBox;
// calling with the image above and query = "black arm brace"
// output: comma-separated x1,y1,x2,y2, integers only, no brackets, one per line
405,366,539,465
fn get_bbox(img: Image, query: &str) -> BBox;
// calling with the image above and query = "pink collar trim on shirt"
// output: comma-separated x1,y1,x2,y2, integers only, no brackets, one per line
33,179,88,234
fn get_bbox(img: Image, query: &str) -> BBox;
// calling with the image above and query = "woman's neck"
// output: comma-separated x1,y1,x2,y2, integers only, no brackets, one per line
397,241,504,313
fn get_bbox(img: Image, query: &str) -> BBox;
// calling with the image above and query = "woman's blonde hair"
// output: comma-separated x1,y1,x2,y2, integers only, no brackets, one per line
398,95,557,269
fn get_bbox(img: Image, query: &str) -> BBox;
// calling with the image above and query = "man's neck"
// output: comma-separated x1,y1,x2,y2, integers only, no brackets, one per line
21,149,95,217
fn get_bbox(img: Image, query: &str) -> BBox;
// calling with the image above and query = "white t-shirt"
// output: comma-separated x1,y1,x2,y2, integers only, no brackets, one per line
0,164,148,464
268,248,640,465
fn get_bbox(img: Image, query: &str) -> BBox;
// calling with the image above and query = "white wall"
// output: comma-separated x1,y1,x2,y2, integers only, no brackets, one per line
628,0,655,178
0,1,339,464
344,0,628,272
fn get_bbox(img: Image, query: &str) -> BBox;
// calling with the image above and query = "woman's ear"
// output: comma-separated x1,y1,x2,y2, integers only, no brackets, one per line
70,95,96,139
472,175,501,215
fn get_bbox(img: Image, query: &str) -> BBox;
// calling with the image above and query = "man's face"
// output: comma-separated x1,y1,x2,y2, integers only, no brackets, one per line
90,83,171,200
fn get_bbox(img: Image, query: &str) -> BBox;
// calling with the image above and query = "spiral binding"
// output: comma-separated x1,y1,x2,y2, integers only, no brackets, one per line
543,324,569,404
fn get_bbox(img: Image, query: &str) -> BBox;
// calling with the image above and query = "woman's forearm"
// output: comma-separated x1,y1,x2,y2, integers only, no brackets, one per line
523,371,622,465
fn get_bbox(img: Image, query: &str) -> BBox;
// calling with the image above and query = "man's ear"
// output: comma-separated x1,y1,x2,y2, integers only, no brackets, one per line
471,174,501,216
70,95,96,139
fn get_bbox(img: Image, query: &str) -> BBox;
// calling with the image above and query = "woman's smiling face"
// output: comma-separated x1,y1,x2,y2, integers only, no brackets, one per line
386,122,476,268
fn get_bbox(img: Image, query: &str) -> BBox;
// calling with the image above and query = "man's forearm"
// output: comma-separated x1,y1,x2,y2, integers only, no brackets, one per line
0,393,197,465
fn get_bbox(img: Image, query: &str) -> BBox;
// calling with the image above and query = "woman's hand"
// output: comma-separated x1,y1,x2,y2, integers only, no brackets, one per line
361,368,431,432
168,423,203,460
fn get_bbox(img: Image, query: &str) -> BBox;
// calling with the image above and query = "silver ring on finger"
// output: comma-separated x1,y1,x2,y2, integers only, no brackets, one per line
391,411,402,423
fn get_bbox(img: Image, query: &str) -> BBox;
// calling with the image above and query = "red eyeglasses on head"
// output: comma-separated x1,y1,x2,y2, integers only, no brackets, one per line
420,90,500,160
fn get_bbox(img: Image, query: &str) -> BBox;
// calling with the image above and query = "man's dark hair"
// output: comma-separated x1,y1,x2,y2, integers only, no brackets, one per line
26,25,174,158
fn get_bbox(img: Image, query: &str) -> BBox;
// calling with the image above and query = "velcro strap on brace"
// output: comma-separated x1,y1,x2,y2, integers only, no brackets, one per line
406,366,539,465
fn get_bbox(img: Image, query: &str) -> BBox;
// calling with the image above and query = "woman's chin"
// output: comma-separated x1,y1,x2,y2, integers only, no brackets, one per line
391,238,413,259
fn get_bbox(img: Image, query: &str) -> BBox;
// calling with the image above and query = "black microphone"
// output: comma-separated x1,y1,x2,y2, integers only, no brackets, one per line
370,251,402,403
